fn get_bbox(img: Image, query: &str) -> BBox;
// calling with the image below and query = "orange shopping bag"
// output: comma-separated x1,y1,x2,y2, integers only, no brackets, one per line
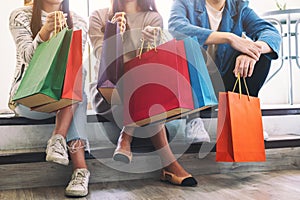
216,75,266,162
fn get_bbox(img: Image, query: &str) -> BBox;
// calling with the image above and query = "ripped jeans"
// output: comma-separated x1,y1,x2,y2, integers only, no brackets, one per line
14,70,89,152
14,92,89,151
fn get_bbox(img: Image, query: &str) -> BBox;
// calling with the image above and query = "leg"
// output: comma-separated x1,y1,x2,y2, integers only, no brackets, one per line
64,92,90,197
222,54,272,97
45,84,89,197
15,94,88,170
46,104,79,166
68,140,87,170
65,91,89,168
65,139,89,197
149,124,188,176
90,81,121,123
53,104,78,138
14,104,55,120
113,126,134,163
14,104,71,165
65,139,90,197
149,124,197,186
14,103,76,166
16,100,90,197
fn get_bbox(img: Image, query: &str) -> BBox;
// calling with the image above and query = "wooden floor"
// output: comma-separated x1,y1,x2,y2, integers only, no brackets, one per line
1,169,300,200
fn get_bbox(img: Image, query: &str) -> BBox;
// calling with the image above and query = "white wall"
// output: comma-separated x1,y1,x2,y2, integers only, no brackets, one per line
249,0,300,105
249,0,300,14
0,0,22,111
1,0,300,111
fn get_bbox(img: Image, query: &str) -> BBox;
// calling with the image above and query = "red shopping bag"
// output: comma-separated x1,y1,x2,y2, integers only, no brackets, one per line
216,76,266,162
123,39,194,126
32,30,83,112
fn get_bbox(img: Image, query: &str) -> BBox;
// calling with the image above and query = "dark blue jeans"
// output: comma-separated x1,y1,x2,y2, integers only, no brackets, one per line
221,52,272,97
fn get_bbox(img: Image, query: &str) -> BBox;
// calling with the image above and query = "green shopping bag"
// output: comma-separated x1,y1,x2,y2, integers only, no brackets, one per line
13,28,73,108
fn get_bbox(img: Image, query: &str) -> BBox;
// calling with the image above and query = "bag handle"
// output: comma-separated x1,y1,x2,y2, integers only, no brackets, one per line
121,12,125,41
232,73,250,100
54,11,68,36
137,28,168,59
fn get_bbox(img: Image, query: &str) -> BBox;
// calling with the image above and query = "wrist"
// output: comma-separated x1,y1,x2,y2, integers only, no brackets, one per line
256,41,271,54
226,33,235,44
39,26,51,41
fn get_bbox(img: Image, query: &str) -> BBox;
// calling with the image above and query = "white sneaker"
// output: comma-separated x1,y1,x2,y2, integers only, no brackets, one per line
46,134,69,166
65,168,90,197
263,130,269,140
185,118,210,143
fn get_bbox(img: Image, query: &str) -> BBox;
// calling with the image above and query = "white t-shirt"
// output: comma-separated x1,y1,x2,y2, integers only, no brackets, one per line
205,1,224,61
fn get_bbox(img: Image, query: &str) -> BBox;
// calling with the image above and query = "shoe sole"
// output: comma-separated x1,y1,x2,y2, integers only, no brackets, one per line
46,155,69,166
113,153,131,164
65,190,88,197
160,179,197,187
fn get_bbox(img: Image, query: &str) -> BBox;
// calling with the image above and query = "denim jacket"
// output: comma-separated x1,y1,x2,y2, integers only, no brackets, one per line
168,0,281,75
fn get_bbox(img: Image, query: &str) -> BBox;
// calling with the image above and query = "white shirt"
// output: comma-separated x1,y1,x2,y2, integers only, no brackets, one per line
205,1,224,61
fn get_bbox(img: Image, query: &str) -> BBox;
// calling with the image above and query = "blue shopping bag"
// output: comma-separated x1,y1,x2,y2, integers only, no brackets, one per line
183,37,218,108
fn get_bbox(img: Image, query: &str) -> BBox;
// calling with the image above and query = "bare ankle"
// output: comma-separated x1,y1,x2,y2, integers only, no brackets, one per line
164,162,189,177
117,131,132,147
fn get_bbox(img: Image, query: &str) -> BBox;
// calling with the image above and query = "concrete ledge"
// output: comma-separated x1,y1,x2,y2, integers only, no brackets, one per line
0,147,299,190
1,115,300,153
1,138,300,165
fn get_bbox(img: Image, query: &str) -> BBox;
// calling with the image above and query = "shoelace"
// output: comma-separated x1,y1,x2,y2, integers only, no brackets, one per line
71,171,87,187
188,119,204,132
51,138,66,156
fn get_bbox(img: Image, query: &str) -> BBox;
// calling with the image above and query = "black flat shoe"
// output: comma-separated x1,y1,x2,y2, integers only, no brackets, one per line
160,169,198,187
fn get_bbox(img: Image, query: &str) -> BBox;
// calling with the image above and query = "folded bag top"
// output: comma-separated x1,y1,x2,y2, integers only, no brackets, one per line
123,38,194,127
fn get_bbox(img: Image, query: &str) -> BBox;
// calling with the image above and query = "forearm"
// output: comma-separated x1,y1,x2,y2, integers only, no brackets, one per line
11,28,42,64
89,30,104,59
205,31,262,61
88,11,105,59
10,21,41,63
204,31,234,45
242,8,281,58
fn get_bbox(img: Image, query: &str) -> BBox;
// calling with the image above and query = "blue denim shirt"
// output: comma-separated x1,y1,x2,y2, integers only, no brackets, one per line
168,0,281,75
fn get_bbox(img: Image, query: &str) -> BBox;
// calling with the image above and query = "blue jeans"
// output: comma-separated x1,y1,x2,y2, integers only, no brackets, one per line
222,52,272,97
15,93,88,145
14,70,89,148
